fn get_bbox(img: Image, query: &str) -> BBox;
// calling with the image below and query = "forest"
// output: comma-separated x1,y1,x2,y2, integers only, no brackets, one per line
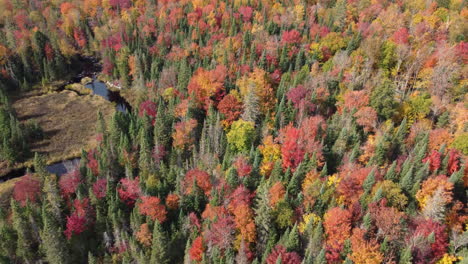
0,0,467,263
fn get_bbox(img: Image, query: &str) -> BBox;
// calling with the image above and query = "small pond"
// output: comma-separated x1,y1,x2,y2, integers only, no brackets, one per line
45,158,81,176
0,158,81,182
84,79,131,112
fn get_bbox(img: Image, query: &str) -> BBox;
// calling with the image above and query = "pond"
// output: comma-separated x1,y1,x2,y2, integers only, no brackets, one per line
0,158,81,182
45,158,81,176
84,79,131,112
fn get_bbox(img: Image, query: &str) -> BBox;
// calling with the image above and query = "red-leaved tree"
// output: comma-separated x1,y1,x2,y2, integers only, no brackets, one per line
59,169,82,198
139,100,157,124
233,156,252,178
189,236,205,262
217,94,243,127
324,207,352,263
409,218,448,263
422,150,441,172
92,178,107,199
204,215,235,252
138,196,167,223
188,65,227,110
13,174,41,206
182,168,212,196
266,245,302,264
117,177,141,206
64,214,87,239
279,124,304,170
446,149,460,175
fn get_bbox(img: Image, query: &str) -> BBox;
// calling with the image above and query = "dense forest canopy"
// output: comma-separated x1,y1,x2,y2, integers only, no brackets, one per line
0,0,467,263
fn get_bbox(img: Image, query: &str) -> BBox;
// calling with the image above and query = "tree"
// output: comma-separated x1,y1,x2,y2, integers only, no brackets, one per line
139,100,157,124
241,84,261,123
236,68,275,115
410,219,448,263
204,215,235,252
172,118,198,151
415,175,453,210
349,228,383,264
337,165,372,206
422,150,441,172
323,207,352,263
92,178,107,199
136,223,152,247
286,85,310,109
228,186,256,245
341,90,369,112
226,119,255,152
392,27,409,45
446,149,461,175
234,155,252,178
354,107,377,133
150,221,168,264
451,133,468,155
182,169,212,196
282,30,302,45
59,169,82,198
254,184,273,256
41,206,69,264
259,135,281,176
189,236,205,262
269,181,286,207
117,177,141,206
138,196,167,223
233,203,256,245
239,6,253,22
370,78,397,120
369,200,405,242
188,65,227,110
217,94,243,127
266,245,302,264
13,174,41,206
11,200,39,262
279,124,304,171
64,214,87,239
165,193,180,210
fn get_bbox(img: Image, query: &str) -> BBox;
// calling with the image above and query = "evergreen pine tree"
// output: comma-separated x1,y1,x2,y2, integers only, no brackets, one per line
254,184,273,257
40,205,69,264
285,224,300,252
384,161,397,182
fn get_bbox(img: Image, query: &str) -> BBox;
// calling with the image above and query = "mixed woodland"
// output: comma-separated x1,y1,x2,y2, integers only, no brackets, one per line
0,0,467,263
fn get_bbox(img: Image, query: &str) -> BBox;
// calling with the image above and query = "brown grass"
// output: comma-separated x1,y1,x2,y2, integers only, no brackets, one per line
64,83,92,95
0,90,115,177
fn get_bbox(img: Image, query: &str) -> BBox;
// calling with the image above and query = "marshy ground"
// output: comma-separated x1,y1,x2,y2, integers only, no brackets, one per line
0,89,115,178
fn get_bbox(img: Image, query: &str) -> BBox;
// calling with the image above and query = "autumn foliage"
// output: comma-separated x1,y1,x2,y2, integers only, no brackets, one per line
189,236,205,262
188,65,227,110
118,177,141,205
13,174,41,206
324,207,352,262
138,196,167,223
266,245,301,264
0,0,466,263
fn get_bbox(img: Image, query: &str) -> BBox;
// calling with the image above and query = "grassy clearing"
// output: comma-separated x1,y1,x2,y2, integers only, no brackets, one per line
0,90,115,178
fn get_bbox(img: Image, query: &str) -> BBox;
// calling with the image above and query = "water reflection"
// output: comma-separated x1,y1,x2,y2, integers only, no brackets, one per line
84,80,130,112
45,158,80,176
